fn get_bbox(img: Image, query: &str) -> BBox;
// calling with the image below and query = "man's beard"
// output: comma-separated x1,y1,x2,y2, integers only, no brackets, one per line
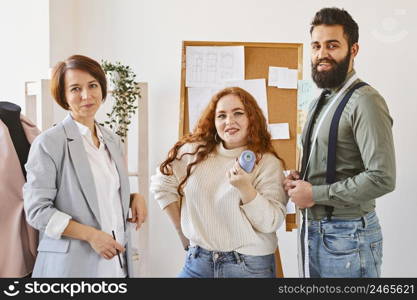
311,51,351,89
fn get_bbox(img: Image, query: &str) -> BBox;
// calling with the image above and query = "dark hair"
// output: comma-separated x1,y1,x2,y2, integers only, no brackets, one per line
50,55,107,110
160,87,282,199
310,7,359,48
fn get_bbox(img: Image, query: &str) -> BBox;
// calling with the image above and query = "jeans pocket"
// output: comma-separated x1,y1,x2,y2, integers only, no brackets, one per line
370,239,383,277
240,254,274,275
321,233,359,255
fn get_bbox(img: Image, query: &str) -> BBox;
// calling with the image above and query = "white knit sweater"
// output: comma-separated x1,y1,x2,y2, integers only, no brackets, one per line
150,142,288,255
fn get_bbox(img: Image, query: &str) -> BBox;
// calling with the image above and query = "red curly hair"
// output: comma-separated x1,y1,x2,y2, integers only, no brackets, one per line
160,87,282,200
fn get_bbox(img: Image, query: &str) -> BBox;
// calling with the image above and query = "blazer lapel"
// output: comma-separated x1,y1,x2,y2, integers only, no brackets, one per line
62,115,102,226
99,127,130,223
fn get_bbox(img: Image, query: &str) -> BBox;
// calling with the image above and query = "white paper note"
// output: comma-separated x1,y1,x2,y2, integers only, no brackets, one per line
224,78,269,123
268,66,298,89
268,67,286,87
277,68,298,89
286,201,296,214
186,46,245,87
269,123,290,140
188,86,223,130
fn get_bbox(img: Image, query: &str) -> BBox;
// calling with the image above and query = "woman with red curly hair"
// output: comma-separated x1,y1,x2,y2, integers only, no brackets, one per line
151,87,288,277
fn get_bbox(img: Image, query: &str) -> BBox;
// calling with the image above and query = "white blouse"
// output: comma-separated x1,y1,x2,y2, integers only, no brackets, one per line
45,121,126,277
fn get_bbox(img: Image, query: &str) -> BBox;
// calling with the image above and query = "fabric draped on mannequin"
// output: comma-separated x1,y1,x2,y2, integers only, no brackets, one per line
0,102,31,179
0,102,40,277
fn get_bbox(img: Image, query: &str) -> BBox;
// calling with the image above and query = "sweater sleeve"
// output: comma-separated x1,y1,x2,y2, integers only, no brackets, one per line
150,167,181,210
240,154,288,233
150,143,194,210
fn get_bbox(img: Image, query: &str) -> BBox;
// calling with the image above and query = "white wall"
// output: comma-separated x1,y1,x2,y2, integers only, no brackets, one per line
2,0,416,277
0,0,50,108
49,0,77,65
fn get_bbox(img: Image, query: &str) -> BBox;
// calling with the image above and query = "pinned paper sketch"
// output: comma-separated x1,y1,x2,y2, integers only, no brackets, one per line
297,80,319,147
224,79,269,123
269,123,290,140
188,86,223,130
186,46,245,87
297,80,318,112
268,67,298,89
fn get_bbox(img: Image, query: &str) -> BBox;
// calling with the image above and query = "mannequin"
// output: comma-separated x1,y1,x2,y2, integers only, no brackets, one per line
0,102,31,179
0,102,39,277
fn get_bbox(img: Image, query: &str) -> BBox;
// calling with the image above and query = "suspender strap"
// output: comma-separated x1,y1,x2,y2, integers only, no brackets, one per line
325,81,369,219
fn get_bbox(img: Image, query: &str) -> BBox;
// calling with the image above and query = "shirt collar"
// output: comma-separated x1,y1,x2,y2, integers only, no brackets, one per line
216,142,246,158
74,120,105,145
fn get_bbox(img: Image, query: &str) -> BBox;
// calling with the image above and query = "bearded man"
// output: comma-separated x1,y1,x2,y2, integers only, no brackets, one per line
284,7,396,278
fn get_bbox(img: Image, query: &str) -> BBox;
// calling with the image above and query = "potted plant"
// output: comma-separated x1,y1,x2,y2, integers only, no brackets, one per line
101,60,141,142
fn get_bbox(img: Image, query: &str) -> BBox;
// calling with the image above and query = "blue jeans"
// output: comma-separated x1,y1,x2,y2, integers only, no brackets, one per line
178,246,276,278
308,211,383,278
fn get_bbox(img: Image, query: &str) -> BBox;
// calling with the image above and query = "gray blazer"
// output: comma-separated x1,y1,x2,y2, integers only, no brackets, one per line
23,115,133,277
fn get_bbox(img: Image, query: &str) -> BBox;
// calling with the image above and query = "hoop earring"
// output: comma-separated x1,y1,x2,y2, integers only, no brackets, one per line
214,132,221,143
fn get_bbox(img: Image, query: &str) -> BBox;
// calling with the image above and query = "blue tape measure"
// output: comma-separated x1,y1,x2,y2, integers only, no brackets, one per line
239,150,255,173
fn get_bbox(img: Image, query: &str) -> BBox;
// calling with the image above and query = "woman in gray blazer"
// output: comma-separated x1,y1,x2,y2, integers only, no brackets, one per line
23,55,146,277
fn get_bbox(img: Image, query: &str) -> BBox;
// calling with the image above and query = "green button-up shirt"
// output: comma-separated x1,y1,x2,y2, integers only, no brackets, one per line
302,70,396,220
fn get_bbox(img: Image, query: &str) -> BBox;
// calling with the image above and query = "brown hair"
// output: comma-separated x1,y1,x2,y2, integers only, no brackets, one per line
50,54,107,110
310,7,359,49
160,86,282,200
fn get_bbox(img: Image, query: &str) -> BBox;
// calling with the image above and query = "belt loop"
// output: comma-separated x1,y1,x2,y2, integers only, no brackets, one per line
318,220,323,234
361,215,367,229
233,251,241,264
325,206,333,221
193,246,200,258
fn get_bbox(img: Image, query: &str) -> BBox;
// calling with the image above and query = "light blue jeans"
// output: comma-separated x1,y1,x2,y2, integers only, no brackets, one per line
308,211,383,278
178,246,276,278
